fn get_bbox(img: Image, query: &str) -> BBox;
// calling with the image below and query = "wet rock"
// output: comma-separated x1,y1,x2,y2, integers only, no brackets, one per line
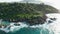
14,23,20,26
50,18,56,21
48,20,53,23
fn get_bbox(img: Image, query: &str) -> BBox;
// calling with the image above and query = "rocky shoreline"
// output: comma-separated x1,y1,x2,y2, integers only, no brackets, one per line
0,2,58,26
1,15,47,26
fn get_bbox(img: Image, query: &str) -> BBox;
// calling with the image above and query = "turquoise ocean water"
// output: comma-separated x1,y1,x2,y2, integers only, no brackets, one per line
0,27,54,34
0,20,54,34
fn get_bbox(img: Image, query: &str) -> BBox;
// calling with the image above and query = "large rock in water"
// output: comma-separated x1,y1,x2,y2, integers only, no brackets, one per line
0,3,58,25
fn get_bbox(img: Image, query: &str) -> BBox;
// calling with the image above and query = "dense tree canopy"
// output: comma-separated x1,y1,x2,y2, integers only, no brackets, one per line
0,3,58,25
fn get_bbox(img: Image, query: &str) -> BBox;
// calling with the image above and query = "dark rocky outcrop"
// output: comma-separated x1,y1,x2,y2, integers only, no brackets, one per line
26,16,47,25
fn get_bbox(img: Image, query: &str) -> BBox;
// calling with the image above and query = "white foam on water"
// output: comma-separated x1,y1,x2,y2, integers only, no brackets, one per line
30,13,60,34
46,13,60,34
9,22,28,32
0,22,28,33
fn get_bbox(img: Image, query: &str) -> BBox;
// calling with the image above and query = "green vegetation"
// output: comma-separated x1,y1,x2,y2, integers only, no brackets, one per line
0,3,58,25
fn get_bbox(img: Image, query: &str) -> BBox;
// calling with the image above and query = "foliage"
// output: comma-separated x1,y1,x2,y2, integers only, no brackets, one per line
0,3,42,19
0,3,58,21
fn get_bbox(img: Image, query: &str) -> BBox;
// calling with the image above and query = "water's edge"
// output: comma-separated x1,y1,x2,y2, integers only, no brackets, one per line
0,13,60,34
